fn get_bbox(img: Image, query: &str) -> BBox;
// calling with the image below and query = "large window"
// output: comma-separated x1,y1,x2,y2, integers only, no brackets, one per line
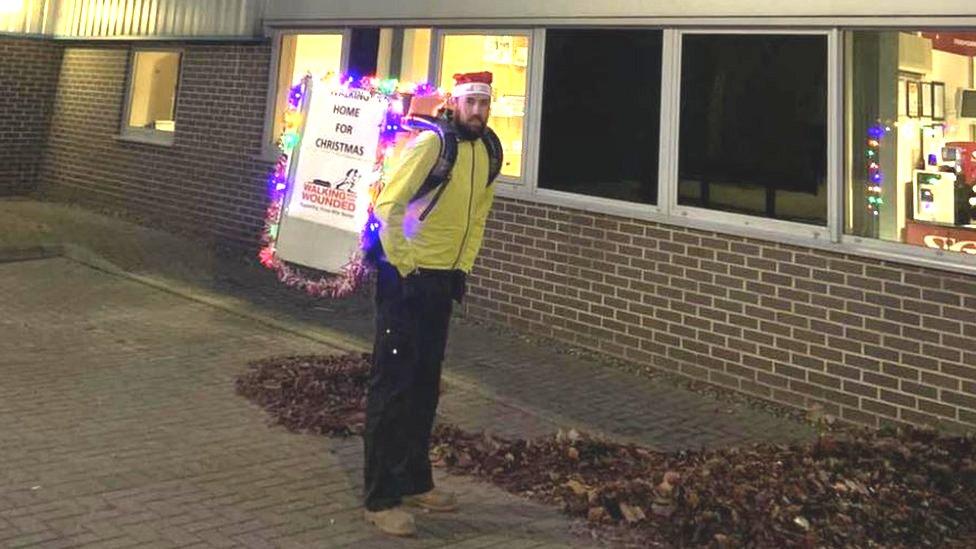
122,50,181,143
538,29,662,205
271,33,345,147
376,28,431,84
438,32,530,179
846,31,976,256
678,34,828,225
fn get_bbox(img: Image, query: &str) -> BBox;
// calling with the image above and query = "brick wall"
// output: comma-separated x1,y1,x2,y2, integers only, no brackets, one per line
39,43,273,245
466,198,976,431
0,37,63,195
29,39,976,432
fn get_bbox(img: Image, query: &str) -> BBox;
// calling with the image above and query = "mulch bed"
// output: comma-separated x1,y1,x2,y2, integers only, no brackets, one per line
237,353,976,548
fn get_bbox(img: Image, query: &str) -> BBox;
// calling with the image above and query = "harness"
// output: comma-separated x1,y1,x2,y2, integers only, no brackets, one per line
402,114,503,218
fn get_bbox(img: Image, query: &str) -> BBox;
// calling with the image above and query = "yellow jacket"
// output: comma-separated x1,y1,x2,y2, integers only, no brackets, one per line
375,131,495,277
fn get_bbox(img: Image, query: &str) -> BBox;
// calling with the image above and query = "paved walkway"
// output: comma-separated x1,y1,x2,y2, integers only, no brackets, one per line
0,198,818,547
1,257,581,548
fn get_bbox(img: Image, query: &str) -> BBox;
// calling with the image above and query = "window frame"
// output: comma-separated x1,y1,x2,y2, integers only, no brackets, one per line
527,26,668,215
260,27,352,161
432,27,538,186
119,47,184,147
664,28,840,242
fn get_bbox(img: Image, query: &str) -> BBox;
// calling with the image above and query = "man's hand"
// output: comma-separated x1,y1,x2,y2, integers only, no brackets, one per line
451,270,466,304
402,270,423,301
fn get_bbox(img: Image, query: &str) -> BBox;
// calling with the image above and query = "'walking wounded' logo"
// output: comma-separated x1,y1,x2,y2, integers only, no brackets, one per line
301,169,361,213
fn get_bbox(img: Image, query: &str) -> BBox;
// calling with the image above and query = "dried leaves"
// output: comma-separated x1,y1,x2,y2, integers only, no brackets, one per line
238,353,976,547
235,353,370,436
433,423,976,547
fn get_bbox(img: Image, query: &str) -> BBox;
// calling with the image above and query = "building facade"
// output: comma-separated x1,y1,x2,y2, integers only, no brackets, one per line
3,0,976,431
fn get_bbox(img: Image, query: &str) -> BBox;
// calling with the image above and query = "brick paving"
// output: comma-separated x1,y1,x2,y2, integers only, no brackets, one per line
0,198,820,547
0,257,582,548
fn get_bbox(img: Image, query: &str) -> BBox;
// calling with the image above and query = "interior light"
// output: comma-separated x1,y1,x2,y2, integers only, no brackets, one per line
0,0,23,15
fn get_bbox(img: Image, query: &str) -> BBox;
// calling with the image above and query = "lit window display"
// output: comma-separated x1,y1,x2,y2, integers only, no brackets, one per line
375,28,430,83
400,29,431,84
439,34,530,179
272,33,344,146
847,31,976,255
126,50,181,134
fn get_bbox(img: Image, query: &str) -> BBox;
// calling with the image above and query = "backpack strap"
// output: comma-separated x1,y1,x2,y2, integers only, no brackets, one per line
401,115,458,204
481,127,504,186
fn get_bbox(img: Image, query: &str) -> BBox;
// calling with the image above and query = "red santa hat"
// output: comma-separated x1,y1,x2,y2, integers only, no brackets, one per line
452,71,493,97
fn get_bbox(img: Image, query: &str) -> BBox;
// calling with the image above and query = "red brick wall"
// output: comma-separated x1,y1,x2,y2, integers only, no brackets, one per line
0,37,63,195
466,198,976,431
39,42,274,244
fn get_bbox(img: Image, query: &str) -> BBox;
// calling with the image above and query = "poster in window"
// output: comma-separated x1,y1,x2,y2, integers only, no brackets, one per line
907,80,921,118
933,82,946,120
921,82,933,118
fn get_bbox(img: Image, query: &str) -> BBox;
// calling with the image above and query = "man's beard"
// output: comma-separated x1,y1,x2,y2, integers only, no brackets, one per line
453,116,485,140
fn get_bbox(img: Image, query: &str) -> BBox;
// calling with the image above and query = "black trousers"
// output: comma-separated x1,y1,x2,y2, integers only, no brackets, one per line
363,262,454,511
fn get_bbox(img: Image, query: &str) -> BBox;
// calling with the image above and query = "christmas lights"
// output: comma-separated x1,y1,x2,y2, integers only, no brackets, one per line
866,123,888,217
259,74,443,298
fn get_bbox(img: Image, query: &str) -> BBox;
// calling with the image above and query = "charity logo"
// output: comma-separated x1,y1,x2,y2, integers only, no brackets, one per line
302,168,361,212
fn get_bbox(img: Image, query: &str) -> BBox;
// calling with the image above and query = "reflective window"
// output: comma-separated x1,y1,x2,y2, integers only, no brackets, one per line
538,29,662,204
679,34,828,225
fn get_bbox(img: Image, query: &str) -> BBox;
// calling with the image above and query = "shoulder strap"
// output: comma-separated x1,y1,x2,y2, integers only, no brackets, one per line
402,115,458,204
481,127,504,186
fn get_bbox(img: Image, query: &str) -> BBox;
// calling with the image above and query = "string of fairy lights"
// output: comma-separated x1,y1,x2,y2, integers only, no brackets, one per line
259,74,442,299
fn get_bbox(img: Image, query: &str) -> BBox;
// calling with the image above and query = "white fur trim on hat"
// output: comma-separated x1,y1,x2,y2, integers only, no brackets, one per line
452,82,492,97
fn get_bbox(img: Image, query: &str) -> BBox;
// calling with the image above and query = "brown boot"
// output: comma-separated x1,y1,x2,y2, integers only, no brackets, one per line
404,489,458,512
363,507,416,536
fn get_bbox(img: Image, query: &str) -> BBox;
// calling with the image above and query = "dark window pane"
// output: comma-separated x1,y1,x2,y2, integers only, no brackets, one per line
348,28,381,78
678,34,828,225
538,29,662,205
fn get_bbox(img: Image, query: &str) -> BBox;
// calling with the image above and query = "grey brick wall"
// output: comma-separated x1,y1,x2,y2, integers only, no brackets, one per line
38,42,274,244
0,37,63,195
465,198,976,432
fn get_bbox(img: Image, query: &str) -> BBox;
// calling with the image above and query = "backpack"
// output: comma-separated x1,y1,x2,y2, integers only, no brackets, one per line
363,114,503,263
403,114,503,220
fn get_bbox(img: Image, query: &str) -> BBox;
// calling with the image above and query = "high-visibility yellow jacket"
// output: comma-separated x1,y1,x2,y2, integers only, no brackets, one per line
375,131,495,277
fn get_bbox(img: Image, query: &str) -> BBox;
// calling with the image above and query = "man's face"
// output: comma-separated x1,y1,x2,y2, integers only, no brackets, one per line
452,94,491,136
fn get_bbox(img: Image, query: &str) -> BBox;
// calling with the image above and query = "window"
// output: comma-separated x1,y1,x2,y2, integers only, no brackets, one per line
438,32,530,179
271,33,345,147
376,28,431,83
678,34,828,225
123,50,181,142
846,31,976,256
538,29,662,204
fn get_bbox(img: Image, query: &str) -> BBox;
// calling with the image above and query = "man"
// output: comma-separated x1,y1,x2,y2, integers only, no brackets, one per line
362,72,498,537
